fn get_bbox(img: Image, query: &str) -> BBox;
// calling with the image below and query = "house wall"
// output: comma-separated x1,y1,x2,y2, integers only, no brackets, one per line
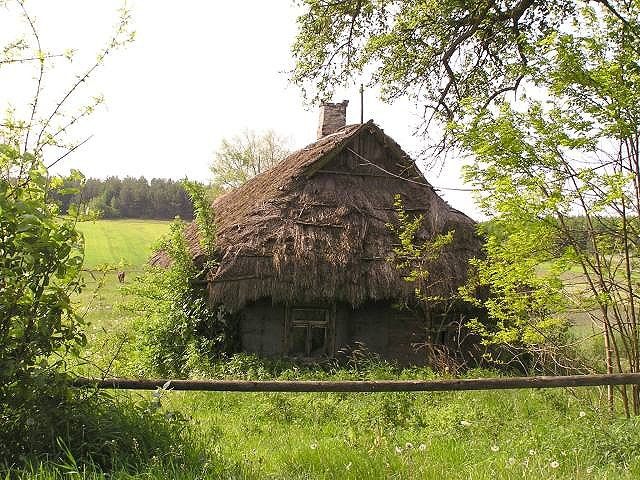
236,299,429,364
336,301,427,365
238,298,286,356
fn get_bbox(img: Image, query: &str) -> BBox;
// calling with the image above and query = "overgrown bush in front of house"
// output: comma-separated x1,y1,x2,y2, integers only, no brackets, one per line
122,183,237,377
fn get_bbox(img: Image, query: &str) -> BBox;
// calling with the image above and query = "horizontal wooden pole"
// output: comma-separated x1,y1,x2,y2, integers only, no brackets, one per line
72,373,640,393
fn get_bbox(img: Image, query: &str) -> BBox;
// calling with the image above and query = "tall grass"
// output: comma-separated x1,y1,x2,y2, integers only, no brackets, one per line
9,361,640,479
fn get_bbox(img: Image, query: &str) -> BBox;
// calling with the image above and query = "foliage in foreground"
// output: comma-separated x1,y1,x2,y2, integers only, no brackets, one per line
0,159,85,404
0,387,207,473
8,356,640,479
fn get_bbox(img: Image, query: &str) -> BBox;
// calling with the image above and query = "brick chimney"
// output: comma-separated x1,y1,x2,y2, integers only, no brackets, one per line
317,100,349,138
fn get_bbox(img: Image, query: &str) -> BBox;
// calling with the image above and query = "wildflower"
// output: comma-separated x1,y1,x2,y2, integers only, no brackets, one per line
508,457,516,465
418,444,427,452
528,449,536,456
460,420,472,427
579,411,586,418
405,442,414,449
586,466,593,474
491,445,500,452
310,443,318,450
550,460,560,468
395,446,403,454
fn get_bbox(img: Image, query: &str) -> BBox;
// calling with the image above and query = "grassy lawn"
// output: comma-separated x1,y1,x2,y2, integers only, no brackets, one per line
161,385,640,479
72,219,170,377
76,219,171,268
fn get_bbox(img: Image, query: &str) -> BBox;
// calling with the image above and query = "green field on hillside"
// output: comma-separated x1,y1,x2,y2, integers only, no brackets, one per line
76,219,171,268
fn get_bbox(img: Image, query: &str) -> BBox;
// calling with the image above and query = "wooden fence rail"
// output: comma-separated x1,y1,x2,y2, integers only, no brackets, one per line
73,373,640,393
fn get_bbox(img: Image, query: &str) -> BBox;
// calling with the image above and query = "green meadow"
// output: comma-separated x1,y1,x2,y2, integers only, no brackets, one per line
19,219,639,479
76,219,171,268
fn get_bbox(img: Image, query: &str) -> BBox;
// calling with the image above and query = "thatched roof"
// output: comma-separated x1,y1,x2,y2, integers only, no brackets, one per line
151,121,480,313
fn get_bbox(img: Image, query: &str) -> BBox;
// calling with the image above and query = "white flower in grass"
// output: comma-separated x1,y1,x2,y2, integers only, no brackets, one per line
579,411,587,418
395,446,403,454
528,449,536,456
418,444,427,452
346,462,352,470
310,443,318,450
550,460,560,468
586,466,594,474
508,457,516,465
491,445,500,452
460,420,472,427
405,442,414,449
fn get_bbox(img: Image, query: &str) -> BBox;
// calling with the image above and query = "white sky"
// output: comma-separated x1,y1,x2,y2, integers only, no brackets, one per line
0,0,478,218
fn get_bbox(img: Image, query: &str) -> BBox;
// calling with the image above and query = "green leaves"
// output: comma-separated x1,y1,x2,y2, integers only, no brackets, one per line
387,194,454,299
0,155,85,402
182,180,217,260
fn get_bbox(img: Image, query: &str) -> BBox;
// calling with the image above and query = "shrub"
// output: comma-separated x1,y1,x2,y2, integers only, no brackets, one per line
123,215,236,377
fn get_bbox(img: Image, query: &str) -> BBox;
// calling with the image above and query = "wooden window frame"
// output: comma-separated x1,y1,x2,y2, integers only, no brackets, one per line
284,303,335,359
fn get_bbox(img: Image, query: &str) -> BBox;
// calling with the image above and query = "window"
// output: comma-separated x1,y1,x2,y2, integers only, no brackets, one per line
288,307,331,358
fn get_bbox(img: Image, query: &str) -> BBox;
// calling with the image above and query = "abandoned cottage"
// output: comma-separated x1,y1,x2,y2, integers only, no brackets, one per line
152,101,482,364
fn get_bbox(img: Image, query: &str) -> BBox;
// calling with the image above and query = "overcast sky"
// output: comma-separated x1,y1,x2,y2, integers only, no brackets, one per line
1,0,478,218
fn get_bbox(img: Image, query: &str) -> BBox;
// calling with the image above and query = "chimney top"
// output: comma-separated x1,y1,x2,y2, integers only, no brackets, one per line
317,100,349,139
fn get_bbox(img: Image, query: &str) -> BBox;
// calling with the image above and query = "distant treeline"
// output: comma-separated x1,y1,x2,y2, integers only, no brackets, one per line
53,177,194,220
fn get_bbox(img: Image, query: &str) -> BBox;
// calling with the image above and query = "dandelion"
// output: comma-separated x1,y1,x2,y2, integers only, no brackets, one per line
550,460,560,468
405,442,414,449
491,445,500,452
310,443,318,450
395,446,403,454
579,411,586,418
418,444,427,451
460,420,472,427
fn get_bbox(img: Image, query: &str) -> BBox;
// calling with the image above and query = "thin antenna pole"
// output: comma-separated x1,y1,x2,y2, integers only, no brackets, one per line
359,83,364,124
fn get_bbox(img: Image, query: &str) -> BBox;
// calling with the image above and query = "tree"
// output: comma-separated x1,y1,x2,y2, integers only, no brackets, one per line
294,1,640,415
210,129,289,191
456,4,640,414
292,0,639,143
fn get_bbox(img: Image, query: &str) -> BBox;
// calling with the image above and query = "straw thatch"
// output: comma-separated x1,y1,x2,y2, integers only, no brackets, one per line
151,121,480,313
